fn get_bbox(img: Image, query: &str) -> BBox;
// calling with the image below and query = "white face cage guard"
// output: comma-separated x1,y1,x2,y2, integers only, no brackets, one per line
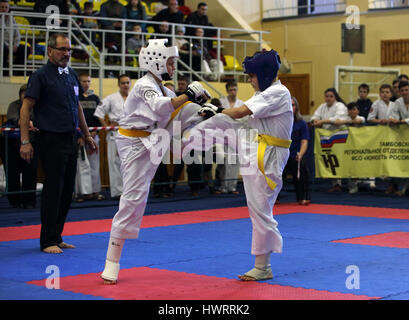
138,39,179,80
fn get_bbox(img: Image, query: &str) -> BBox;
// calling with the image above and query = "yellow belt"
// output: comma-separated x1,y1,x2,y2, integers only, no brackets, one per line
118,101,192,138
118,127,151,137
168,101,192,124
257,134,292,190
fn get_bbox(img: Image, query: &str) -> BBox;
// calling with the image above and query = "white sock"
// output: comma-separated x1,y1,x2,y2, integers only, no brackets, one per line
106,236,125,263
255,253,271,270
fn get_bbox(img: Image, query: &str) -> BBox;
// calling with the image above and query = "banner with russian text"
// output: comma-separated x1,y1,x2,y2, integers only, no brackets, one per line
314,125,409,178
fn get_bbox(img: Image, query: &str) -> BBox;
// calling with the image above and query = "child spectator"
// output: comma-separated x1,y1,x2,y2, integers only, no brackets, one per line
334,102,365,194
356,83,372,120
367,84,395,124
126,24,143,54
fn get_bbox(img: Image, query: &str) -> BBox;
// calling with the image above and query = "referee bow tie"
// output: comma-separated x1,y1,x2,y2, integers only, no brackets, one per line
58,66,69,75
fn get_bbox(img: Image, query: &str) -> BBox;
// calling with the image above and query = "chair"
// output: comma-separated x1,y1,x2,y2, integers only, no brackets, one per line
224,55,243,72
14,16,42,37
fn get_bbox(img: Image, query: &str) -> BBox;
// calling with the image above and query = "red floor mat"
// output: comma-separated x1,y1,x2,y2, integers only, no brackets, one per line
2,204,409,242
27,266,379,300
333,231,409,249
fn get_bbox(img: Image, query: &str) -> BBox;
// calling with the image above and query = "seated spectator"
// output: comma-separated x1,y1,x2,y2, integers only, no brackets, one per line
126,24,143,53
79,1,100,45
0,0,27,70
152,21,172,44
310,88,348,192
184,2,216,47
5,84,38,209
356,83,372,120
126,0,147,32
191,27,212,77
99,0,127,63
367,84,395,124
151,0,184,34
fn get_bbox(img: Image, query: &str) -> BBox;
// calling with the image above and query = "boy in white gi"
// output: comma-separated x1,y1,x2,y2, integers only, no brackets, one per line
367,84,395,124
94,75,130,199
187,49,293,281
101,39,210,284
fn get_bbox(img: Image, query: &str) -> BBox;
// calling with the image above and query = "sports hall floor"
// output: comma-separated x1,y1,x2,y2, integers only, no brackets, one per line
0,179,408,303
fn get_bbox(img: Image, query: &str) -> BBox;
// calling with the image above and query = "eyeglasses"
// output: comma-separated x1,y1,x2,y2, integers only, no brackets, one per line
51,47,72,53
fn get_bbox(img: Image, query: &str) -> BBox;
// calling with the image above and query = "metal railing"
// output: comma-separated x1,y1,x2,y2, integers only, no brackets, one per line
0,11,268,95
263,0,347,19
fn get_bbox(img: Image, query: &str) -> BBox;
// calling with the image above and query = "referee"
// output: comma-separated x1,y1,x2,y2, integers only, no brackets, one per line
19,33,98,254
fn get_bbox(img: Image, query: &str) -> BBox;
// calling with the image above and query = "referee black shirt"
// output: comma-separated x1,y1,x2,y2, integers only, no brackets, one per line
25,60,83,133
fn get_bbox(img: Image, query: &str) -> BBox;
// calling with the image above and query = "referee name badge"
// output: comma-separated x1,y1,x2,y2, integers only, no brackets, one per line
73,86,79,96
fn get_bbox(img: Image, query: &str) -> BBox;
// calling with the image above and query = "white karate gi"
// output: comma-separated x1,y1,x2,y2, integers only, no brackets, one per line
110,73,203,239
367,99,395,121
94,92,125,197
388,97,409,124
75,135,101,196
184,80,293,255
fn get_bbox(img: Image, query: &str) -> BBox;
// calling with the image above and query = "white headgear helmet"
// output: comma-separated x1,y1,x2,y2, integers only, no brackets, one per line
139,39,179,80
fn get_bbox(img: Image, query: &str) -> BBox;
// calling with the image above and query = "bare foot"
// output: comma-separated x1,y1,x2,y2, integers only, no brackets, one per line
42,245,63,254
58,242,75,249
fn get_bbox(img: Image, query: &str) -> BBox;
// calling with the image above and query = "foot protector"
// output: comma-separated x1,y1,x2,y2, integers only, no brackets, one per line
238,267,273,281
101,260,120,283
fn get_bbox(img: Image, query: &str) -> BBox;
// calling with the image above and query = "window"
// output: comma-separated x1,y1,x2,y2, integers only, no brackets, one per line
263,0,346,19
368,0,408,9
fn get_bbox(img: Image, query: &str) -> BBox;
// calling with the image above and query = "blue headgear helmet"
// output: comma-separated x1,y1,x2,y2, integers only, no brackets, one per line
243,49,281,91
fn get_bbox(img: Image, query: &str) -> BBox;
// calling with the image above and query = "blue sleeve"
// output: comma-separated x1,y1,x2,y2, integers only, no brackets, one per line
25,71,43,101
300,120,310,140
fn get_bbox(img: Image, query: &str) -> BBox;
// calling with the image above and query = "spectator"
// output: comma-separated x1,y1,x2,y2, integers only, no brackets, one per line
80,1,99,45
94,74,130,200
185,1,216,49
387,80,409,196
191,27,212,78
391,78,401,102
0,0,27,71
356,83,372,120
126,24,143,54
355,83,375,189
19,33,98,253
5,84,38,209
151,0,184,34
218,80,244,194
152,21,172,44
367,84,395,124
282,96,310,204
126,0,147,32
334,102,365,194
75,72,105,202
310,88,348,192
99,0,127,63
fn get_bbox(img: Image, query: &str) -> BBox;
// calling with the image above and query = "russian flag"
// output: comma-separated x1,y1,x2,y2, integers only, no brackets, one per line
320,130,349,148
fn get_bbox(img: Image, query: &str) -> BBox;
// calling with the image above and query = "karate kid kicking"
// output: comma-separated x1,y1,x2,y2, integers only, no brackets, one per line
101,39,210,284
186,49,293,281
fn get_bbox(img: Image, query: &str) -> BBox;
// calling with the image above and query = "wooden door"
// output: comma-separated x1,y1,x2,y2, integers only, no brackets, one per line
279,74,310,115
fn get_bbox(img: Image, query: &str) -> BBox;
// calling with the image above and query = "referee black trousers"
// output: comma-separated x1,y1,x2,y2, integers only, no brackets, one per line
283,156,310,202
37,131,78,250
